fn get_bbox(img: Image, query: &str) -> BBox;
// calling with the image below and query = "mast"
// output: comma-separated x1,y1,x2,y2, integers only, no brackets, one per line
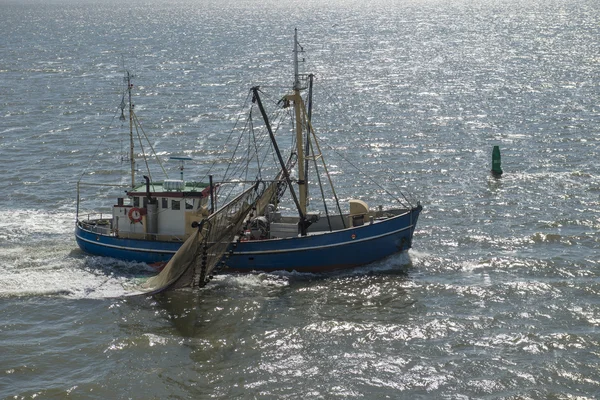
125,71,135,188
304,73,314,206
291,28,307,215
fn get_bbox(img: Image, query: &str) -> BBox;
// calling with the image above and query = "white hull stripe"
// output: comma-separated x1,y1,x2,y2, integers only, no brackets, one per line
75,233,178,255
234,225,414,256
76,224,413,257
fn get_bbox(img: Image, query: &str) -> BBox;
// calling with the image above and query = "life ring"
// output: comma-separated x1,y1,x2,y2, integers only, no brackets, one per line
128,207,143,223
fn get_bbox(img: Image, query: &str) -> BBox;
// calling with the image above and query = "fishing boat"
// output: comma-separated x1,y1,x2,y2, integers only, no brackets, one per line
76,30,422,285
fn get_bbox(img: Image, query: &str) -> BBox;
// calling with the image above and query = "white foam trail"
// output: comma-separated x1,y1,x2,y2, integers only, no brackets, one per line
0,251,150,299
0,209,151,299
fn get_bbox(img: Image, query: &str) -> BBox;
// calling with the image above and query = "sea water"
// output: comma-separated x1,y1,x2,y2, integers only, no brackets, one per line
1,0,599,398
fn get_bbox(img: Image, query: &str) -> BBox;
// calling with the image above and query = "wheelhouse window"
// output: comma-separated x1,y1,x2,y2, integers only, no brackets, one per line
185,199,194,210
133,197,140,207
162,198,168,209
171,199,181,210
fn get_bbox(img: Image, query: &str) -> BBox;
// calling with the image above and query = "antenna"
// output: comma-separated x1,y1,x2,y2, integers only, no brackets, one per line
169,156,193,181
293,28,306,91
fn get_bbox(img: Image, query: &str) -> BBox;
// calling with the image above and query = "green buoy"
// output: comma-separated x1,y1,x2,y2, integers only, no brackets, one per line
491,145,503,177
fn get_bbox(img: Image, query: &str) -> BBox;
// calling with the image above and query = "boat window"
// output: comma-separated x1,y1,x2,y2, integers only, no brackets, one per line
143,197,148,208
162,198,168,209
185,199,194,210
133,197,140,207
171,199,181,210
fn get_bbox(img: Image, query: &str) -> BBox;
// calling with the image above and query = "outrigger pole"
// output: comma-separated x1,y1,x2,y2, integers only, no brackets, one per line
251,86,311,236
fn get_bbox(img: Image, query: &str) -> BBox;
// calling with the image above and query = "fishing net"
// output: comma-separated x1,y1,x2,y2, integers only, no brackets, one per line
139,182,264,294
254,173,286,216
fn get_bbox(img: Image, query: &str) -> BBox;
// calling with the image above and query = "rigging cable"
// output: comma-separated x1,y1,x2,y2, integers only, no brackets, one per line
318,85,416,208
132,111,168,180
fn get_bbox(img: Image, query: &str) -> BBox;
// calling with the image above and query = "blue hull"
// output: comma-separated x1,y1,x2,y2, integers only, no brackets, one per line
224,207,421,272
75,206,421,272
75,224,180,265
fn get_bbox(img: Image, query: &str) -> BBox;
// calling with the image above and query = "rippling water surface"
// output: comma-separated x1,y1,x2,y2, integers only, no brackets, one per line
1,0,599,398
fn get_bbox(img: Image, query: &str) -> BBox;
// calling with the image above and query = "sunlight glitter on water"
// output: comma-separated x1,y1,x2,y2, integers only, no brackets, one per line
1,0,600,398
